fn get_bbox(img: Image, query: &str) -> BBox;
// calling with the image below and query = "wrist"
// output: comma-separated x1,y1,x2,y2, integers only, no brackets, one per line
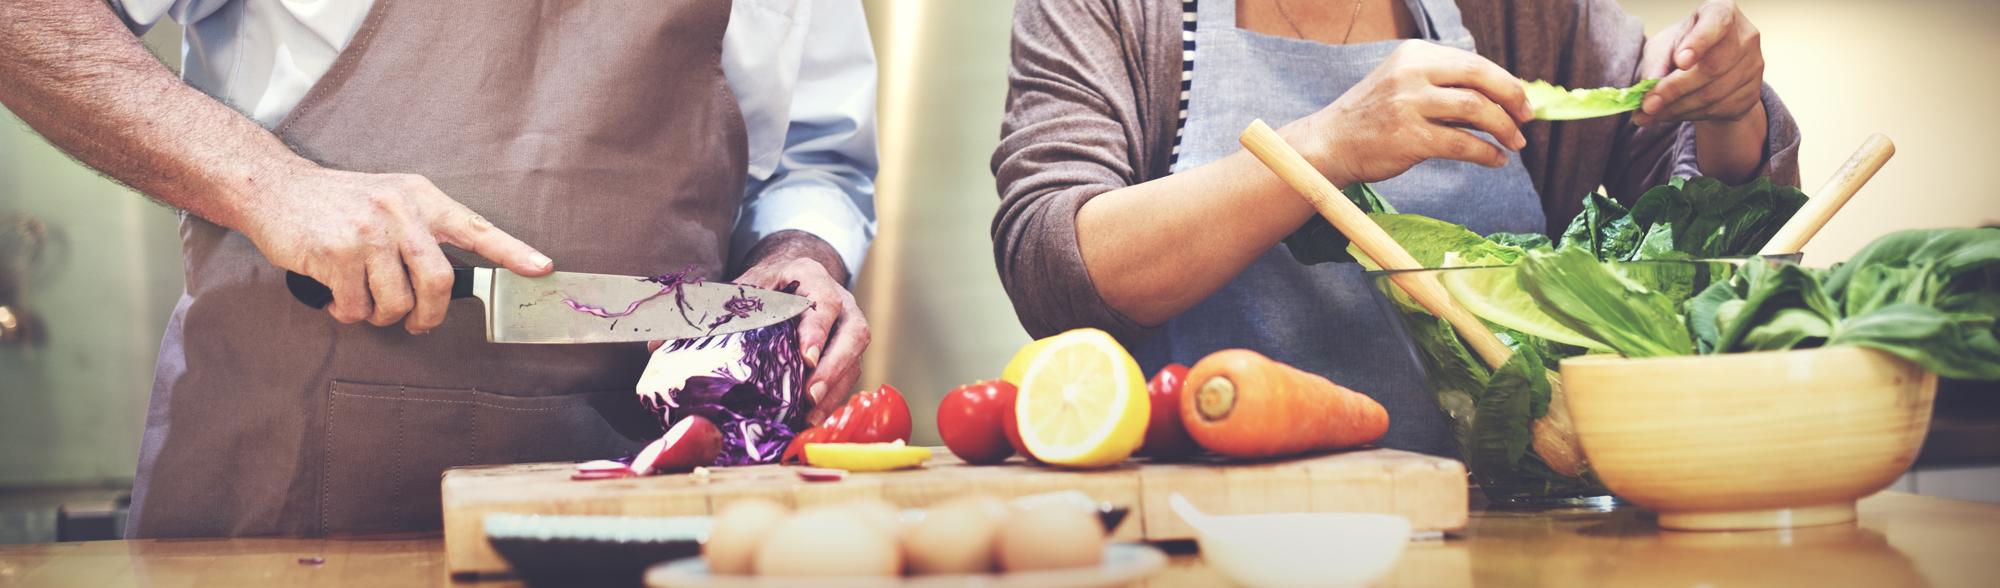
1692,100,1769,183
225,157,323,240
1694,99,1766,134
742,230,849,284
1277,114,1353,189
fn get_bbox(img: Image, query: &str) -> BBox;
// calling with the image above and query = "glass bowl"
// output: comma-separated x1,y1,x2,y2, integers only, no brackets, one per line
1364,255,1799,506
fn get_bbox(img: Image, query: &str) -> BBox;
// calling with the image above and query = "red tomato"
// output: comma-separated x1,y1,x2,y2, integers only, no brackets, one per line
937,380,1016,465
779,385,914,464
1002,389,1039,464
1138,363,1200,459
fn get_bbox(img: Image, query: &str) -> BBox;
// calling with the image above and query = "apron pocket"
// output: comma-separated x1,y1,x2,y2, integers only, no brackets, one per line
322,380,640,534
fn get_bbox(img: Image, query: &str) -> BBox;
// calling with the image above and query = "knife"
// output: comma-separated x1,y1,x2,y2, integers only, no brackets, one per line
283,268,810,344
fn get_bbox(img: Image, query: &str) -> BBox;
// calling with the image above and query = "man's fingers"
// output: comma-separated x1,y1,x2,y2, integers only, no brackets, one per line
1676,1,1737,69
1646,59,1727,119
363,254,415,327
804,298,869,423
1425,51,1533,123
1640,18,1689,84
323,265,373,325
432,203,552,277
1422,88,1524,151
1676,81,1763,122
794,287,838,371
402,239,455,334
1658,58,1760,121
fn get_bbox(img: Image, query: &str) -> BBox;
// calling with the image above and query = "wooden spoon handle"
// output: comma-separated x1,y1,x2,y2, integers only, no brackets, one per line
1760,134,1895,255
1239,119,1515,370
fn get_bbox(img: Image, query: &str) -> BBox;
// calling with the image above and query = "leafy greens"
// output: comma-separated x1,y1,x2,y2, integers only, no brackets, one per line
1688,228,2000,379
1520,79,1659,121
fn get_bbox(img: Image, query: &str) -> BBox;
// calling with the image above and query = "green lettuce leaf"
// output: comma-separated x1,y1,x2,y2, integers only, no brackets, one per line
1521,79,1659,121
1283,183,1398,265
1486,232,1554,251
1343,213,1526,270
1559,177,1808,262
1465,342,1548,490
1517,247,1693,357
1830,304,2000,380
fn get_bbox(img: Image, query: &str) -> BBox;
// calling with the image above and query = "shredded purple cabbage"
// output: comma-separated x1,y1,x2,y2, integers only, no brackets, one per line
706,288,766,330
562,266,709,325
637,280,812,466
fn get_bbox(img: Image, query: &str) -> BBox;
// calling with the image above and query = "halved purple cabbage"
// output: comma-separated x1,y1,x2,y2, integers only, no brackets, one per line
633,283,814,466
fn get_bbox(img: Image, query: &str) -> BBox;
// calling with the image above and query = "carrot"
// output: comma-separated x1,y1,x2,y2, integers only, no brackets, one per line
1179,349,1389,458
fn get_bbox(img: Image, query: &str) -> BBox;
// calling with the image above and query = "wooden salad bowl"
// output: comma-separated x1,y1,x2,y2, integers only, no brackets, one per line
1560,346,1936,531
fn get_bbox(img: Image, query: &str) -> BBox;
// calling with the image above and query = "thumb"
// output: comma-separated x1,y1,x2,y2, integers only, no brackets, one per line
433,203,553,276
1676,1,1736,70
1641,18,1688,82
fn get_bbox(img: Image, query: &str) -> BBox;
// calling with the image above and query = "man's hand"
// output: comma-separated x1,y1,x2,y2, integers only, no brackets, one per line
248,165,553,333
732,230,868,423
0,0,549,334
1634,0,1769,182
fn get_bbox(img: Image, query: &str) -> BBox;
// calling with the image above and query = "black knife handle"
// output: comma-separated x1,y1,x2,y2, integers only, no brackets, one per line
285,268,478,309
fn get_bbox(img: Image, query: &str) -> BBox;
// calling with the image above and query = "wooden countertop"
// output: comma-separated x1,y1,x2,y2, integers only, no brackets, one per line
5,492,1996,587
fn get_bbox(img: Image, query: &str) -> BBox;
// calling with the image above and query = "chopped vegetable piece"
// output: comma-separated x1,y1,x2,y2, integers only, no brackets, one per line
779,385,913,464
796,467,849,482
803,442,932,472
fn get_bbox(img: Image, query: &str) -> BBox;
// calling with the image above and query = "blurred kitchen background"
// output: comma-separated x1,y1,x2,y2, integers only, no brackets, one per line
3,0,1996,543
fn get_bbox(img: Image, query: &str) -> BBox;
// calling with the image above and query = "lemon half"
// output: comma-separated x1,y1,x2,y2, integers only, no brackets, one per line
1012,329,1149,468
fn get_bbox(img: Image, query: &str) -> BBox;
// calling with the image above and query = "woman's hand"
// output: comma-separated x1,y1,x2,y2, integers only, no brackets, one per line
1634,0,1764,126
1285,40,1533,188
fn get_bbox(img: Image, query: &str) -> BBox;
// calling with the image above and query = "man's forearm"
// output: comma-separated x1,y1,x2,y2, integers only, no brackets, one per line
0,0,309,233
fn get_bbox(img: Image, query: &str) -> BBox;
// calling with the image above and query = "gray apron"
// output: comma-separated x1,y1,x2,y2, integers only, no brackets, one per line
129,0,747,537
1140,0,1544,457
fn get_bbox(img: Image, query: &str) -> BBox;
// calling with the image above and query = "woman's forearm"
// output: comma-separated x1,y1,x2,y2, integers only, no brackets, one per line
1075,148,1320,326
1692,99,1769,184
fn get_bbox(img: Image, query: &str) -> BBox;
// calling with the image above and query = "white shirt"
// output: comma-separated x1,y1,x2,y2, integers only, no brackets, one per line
111,0,879,279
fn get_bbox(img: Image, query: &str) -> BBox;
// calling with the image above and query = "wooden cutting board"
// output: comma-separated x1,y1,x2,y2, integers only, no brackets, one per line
440,447,1468,577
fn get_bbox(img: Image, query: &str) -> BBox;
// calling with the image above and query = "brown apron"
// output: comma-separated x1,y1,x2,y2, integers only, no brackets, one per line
128,0,747,537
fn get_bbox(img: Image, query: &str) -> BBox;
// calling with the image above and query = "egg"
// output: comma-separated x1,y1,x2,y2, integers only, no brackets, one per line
996,503,1106,572
904,495,1008,575
753,504,901,577
703,498,790,575
845,498,905,540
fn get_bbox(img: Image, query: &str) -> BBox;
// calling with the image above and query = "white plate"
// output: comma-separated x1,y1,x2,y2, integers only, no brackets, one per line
644,543,1166,588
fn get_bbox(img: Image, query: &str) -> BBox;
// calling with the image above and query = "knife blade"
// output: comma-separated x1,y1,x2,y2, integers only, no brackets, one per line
284,268,810,343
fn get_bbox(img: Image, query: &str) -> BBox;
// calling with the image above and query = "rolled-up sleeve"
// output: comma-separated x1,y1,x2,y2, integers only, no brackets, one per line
730,0,879,283
1604,84,1804,200
1485,0,1806,227
106,0,228,33
990,0,1165,341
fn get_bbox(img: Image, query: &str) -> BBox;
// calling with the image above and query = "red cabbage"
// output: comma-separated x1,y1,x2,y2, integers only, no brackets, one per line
634,281,813,466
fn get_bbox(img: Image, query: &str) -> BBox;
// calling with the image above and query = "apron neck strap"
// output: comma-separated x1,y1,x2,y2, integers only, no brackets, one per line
1196,0,1469,45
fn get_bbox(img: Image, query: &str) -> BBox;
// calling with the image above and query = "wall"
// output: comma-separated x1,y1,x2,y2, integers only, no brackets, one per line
854,0,1028,444
1620,0,2000,259
0,23,186,488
